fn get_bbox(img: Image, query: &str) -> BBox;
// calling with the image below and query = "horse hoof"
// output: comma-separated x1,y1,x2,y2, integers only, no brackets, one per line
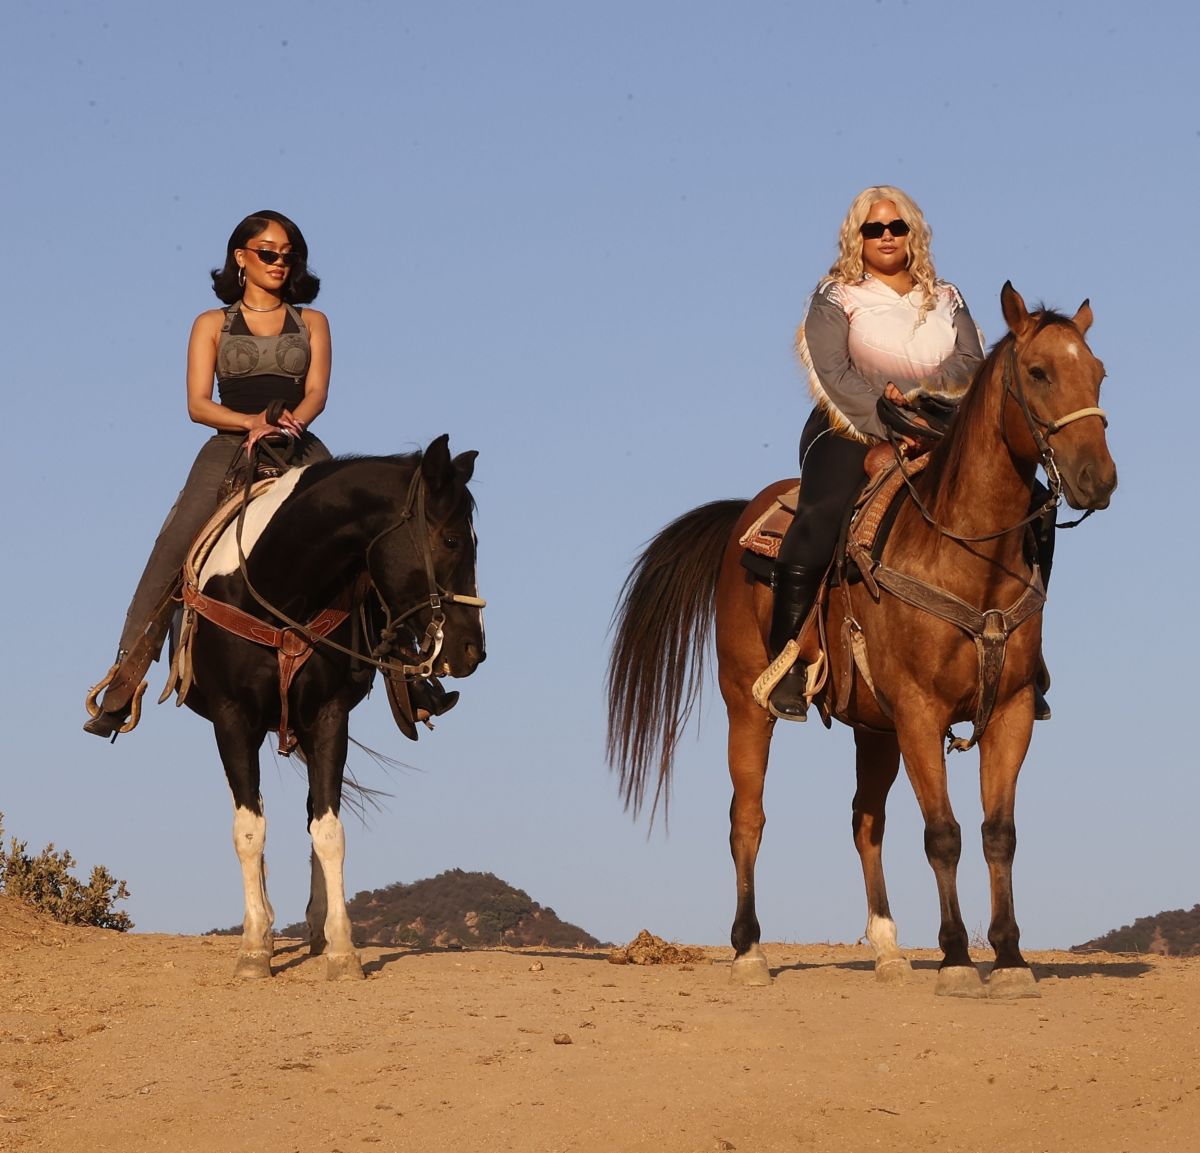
730,947,771,987
325,952,365,981
233,951,273,979
875,957,912,984
988,966,1040,999
935,964,985,998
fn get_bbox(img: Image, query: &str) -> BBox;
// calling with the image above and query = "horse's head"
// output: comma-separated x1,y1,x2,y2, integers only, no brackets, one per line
1001,281,1118,511
419,434,486,678
367,435,485,680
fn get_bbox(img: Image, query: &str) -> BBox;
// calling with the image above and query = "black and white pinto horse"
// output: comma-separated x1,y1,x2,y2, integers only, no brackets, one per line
178,434,484,980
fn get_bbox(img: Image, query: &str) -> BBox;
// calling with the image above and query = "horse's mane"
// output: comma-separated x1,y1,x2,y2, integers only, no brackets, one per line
923,307,1075,522
292,450,477,515
328,450,424,466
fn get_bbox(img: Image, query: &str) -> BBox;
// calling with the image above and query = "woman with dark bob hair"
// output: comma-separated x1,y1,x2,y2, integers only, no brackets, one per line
84,209,333,738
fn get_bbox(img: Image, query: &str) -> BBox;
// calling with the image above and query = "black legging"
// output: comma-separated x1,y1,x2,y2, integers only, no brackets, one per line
778,408,1057,581
777,408,868,570
117,430,331,653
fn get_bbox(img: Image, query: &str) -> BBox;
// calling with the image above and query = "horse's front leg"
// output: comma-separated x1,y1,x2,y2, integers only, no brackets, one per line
724,685,775,986
893,710,983,997
300,709,363,981
214,715,274,979
851,728,909,982
977,696,1040,998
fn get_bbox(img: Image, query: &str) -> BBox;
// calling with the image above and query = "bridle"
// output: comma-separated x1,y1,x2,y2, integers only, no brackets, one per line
232,459,485,682
891,329,1108,544
360,464,486,678
999,336,1106,527
851,327,1110,753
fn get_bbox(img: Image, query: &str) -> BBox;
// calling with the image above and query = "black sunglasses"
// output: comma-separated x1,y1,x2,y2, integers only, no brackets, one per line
859,219,910,240
245,246,299,267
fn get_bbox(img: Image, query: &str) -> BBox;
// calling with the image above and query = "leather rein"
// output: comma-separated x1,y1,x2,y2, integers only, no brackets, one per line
183,456,484,753
845,335,1107,753
889,337,1108,544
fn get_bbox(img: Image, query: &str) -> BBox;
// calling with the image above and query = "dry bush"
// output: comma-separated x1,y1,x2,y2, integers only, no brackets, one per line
0,812,133,931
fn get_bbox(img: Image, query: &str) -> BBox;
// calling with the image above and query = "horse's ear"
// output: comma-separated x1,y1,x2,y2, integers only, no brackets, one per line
1000,281,1032,336
453,450,478,486
421,434,453,488
1072,299,1093,336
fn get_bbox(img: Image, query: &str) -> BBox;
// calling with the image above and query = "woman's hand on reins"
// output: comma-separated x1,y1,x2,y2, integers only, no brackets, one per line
245,408,305,456
884,382,931,451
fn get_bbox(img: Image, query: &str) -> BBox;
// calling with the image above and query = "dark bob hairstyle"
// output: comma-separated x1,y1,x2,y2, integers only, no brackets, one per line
210,209,321,305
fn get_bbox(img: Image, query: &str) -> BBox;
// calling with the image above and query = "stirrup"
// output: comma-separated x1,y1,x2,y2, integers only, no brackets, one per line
752,644,825,717
84,666,147,737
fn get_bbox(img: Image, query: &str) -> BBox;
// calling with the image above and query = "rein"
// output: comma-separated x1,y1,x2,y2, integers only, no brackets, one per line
206,454,483,683
888,337,1107,543
848,329,1107,752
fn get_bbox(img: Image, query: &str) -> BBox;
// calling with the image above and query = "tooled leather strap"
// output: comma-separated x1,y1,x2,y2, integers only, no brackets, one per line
869,563,1046,752
182,584,350,754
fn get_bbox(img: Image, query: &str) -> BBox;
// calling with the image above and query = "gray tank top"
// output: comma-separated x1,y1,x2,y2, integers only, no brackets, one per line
215,301,311,414
216,301,311,380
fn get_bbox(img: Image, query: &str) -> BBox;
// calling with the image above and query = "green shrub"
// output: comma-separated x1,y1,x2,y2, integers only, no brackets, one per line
0,812,133,931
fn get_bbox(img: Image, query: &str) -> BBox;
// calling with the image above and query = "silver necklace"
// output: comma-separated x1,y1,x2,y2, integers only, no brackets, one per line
240,298,283,313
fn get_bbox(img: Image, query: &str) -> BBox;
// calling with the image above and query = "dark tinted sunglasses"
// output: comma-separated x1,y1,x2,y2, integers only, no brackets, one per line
246,247,299,267
859,219,910,240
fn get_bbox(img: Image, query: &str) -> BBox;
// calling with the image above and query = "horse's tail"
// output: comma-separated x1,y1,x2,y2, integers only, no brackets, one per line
606,498,748,823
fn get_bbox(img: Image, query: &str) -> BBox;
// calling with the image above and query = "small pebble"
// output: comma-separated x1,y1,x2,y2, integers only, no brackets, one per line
552,1033,572,1045
529,961,544,972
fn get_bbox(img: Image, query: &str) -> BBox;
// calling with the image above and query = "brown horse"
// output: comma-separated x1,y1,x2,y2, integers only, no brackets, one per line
607,283,1116,997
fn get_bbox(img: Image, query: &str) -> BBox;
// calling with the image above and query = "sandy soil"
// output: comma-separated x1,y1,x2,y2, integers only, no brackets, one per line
2,896,1197,1153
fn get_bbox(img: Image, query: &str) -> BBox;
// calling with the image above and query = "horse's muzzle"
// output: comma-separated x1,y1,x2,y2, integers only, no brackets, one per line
442,639,485,678
1063,455,1118,511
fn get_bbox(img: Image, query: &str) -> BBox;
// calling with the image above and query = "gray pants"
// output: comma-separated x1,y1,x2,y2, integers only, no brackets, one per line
117,431,331,654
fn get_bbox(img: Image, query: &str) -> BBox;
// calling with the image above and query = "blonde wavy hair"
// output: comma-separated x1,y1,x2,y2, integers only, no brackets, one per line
826,185,939,320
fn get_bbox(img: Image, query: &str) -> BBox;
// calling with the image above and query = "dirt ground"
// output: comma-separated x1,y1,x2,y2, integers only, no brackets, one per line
2,896,1197,1153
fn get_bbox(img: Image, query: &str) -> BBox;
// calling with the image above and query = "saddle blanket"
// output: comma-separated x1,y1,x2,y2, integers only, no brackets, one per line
740,451,932,570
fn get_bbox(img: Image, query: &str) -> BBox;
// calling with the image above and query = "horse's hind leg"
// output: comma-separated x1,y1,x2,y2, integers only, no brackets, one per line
852,729,910,982
304,840,328,956
216,722,274,979
301,714,364,981
725,694,775,986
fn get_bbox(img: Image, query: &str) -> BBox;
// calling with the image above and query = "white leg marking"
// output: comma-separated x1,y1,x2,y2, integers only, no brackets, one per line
867,913,910,983
309,812,355,957
866,913,899,960
199,467,309,586
232,804,273,953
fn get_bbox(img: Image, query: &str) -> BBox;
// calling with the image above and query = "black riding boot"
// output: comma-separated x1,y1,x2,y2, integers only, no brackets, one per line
1031,493,1056,721
84,585,179,740
409,677,460,721
767,563,824,722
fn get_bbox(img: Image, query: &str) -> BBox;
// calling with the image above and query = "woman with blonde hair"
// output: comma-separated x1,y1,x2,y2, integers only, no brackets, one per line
767,186,984,721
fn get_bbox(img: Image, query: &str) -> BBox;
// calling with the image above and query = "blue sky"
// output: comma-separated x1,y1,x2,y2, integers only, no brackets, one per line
1,0,1195,951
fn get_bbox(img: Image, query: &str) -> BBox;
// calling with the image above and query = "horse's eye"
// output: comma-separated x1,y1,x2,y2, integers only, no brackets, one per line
443,535,461,550
1028,366,1048,383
